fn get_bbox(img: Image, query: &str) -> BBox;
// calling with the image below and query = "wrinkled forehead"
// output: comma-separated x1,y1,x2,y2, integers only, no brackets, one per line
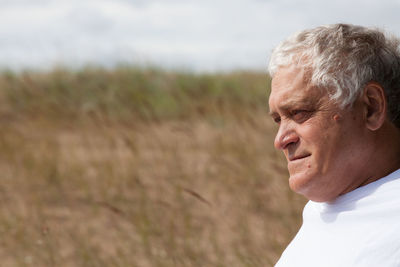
270,65,311,89
269,67,313,101
268,66,331,113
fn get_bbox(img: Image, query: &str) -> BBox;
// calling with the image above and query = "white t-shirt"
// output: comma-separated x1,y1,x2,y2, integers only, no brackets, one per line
275,169,400,267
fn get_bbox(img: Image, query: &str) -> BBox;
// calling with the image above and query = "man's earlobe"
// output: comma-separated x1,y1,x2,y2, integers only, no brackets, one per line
363,82,386,131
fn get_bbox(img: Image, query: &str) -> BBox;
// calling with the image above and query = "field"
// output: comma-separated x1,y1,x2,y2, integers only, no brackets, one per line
0,67,306,266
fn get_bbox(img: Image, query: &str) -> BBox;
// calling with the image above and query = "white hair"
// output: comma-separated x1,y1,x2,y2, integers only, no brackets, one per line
268,24,400,127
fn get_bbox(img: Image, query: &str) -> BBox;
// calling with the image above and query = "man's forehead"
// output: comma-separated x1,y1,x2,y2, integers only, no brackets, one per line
269,84,314,101
269,68,321,112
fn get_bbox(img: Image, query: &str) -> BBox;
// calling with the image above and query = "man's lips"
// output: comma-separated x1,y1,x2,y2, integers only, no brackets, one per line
288,154,311,161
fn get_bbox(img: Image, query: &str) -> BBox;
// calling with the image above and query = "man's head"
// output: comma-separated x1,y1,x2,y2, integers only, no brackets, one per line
268,24,400,202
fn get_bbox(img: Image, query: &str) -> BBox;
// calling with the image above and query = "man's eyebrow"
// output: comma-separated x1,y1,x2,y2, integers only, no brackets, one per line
276,96,315,111
268,110,278,117
268,100,300,116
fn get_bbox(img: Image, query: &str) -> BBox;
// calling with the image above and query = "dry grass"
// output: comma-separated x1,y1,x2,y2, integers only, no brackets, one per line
0,67,306,266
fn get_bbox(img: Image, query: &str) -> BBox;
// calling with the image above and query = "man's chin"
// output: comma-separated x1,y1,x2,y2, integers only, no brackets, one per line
288,173,337,202
288,172,315,196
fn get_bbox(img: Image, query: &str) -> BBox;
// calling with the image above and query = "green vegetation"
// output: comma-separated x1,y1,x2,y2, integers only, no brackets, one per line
0,67,305,266
1,67,269,121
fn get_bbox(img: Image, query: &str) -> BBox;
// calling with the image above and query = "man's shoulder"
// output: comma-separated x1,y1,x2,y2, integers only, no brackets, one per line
275,174,400,267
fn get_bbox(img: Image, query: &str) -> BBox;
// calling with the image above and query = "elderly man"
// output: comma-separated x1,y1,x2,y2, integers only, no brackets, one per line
268,24,400,266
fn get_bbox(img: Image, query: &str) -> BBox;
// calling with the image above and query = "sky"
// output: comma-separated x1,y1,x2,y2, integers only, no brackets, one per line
1,0,400,72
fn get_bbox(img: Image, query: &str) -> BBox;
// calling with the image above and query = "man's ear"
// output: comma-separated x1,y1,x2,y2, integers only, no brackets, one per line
362,82,386,131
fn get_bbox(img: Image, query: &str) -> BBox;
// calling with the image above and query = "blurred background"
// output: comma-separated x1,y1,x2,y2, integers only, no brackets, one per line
1,0,399,266
2,0,400,72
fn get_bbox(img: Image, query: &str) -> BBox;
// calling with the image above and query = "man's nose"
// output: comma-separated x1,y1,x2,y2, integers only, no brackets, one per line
274,123,299,150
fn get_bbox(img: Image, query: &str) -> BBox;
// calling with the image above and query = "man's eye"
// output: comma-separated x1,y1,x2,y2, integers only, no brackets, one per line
292,110,305,116
273,117,281,124
291,110,311,121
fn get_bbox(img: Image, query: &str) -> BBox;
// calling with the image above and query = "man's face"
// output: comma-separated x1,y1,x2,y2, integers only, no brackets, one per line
269,66,370,202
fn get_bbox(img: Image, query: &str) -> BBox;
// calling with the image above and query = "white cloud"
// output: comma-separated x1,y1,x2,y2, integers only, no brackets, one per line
0,0,399,71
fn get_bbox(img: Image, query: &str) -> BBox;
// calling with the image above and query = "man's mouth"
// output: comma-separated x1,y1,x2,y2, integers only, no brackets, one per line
288,154,311,161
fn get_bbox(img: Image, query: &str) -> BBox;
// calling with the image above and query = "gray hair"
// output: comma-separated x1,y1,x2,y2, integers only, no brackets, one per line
268,23,400,128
